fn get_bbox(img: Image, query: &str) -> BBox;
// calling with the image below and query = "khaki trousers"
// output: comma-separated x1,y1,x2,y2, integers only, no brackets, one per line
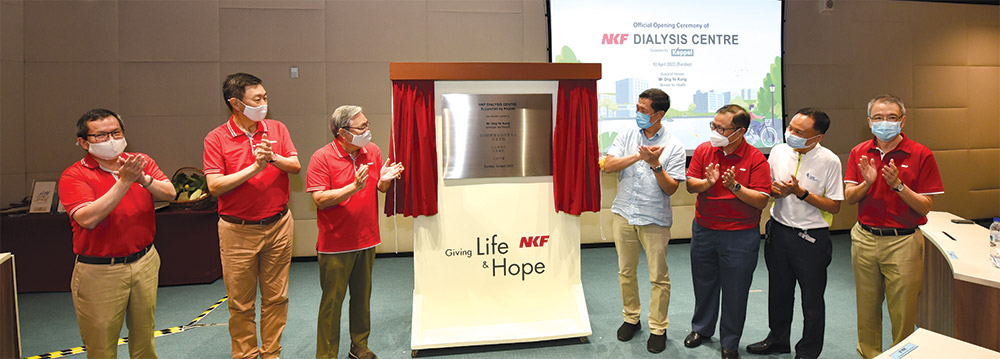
71,246,160,359
612,213,671,335
218,210,293,359
316,248,376,359
850,223,924,359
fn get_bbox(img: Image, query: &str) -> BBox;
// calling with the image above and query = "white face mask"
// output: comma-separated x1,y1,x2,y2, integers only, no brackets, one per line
709,128,740,147
88,138,127,160
237,99,267,122
349,129,372,148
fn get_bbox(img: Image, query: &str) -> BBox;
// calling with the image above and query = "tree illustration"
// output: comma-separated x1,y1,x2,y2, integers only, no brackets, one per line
753,56,783,120
555,46,581,63
598,131,619,153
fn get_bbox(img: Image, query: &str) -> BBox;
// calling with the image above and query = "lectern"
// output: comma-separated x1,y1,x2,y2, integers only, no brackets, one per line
387,63,602,354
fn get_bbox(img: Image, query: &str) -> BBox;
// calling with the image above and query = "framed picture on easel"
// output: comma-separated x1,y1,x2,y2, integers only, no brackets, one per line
28,181,56,214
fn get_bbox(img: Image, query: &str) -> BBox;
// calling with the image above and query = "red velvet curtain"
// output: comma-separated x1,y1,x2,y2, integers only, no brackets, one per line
553,80,601,215
385,80,438,217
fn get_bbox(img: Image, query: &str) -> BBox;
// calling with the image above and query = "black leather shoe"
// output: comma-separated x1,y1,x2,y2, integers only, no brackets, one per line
617,321,640,341
746,338,791,355
647,333,666,353
684,332,709,348
722,348,740,359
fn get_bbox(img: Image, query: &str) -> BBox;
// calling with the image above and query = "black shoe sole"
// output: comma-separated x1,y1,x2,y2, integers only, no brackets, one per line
746,347,791,355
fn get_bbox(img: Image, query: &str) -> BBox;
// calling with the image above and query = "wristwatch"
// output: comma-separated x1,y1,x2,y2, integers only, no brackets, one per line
797,189,810,200
730,182,741,192
892,182,904,192
651,165,663,173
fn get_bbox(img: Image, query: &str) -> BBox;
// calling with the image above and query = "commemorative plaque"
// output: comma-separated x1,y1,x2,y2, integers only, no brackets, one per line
441,94,553,179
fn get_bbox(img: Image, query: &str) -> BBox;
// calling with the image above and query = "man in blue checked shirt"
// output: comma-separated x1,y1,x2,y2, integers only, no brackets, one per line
602,88,687,354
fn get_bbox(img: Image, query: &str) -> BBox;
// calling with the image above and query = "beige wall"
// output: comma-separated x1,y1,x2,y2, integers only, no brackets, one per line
1,0,997,253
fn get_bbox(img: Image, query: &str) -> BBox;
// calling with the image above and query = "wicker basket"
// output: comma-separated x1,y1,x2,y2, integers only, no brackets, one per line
168,167,215,210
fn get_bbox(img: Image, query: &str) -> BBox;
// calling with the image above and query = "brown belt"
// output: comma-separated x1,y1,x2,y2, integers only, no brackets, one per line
860,223,916,236
220,207,288,226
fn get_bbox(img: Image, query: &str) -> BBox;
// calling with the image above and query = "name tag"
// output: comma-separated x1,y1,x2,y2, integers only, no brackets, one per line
889,343,917,359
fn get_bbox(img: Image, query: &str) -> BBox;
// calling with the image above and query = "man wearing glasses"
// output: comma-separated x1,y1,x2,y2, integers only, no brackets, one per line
307,105,403,359
58,108,176,358
204,73,300,359
844,95,942,359
602,88,686,353
684,105,771,359
745,108,842,359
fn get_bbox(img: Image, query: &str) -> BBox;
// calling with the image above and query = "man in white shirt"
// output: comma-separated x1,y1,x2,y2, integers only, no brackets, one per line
746,108,843,359
603,88,687,353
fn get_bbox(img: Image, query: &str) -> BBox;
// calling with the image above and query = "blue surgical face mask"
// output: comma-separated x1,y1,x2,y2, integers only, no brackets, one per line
784,130,820,149
635,111,652,129
871,120,901,142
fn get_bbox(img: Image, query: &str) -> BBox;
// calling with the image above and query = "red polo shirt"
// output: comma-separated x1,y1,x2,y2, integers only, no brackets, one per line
306,141,383,253
58,153,169,257
687,140,771,231
845,134,943,228
203,117,297,220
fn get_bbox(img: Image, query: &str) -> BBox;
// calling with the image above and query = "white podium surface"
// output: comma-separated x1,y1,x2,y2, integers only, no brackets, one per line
409,81,592,351
920,211,1000,289
875,328,1000,359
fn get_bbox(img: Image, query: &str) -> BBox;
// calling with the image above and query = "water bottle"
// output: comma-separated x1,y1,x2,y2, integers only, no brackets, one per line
991,217,1000,247
991,218,1000,268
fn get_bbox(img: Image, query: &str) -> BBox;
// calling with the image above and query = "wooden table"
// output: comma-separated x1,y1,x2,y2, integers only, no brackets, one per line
917,211,1000,351
0,208,222,293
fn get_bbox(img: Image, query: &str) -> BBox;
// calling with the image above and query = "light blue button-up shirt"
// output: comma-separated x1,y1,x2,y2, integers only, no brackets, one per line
608,126,687,227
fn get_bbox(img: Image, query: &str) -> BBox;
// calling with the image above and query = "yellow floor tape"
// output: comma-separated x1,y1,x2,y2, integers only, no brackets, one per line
24,296,228,359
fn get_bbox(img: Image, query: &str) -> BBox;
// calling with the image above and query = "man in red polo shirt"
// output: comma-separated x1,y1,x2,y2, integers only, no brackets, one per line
306,105,403,359
204,73,300,359
59,108,175,358
844,94,942,359
683,104,771,359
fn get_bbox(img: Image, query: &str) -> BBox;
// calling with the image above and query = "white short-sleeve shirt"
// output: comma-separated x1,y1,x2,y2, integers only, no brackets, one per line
768,143,845,230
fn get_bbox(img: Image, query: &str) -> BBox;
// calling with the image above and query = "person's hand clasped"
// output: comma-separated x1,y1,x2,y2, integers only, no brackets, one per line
254,133,274,166
115,154,146,184
638,145,664,167
782,175,803,197
771,180,791,197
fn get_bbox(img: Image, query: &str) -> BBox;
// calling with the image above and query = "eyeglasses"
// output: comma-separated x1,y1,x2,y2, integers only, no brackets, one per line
346,124,369,132
709,123,738,134
870,114,902,122
86,129,124,142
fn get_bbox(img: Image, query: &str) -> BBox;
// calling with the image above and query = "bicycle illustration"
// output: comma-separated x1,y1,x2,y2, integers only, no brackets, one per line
746,115,779,147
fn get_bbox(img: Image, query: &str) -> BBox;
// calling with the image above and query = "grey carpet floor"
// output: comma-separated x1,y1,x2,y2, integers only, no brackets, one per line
16,233,895,358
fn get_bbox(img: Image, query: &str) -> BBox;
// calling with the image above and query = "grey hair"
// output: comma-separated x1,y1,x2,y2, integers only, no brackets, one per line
866,94,906,117
330,105,363,135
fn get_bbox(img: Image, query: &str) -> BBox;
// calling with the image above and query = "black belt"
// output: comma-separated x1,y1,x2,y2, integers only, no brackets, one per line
220,207,288,226
860,223,916,236
77,243,152,265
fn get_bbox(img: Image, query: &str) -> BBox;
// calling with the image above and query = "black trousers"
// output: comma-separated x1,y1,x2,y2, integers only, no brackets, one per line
763,219,832,359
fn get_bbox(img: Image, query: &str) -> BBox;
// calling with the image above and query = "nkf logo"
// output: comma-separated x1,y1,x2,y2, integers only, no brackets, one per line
519,235,550,248
602,33,629,45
